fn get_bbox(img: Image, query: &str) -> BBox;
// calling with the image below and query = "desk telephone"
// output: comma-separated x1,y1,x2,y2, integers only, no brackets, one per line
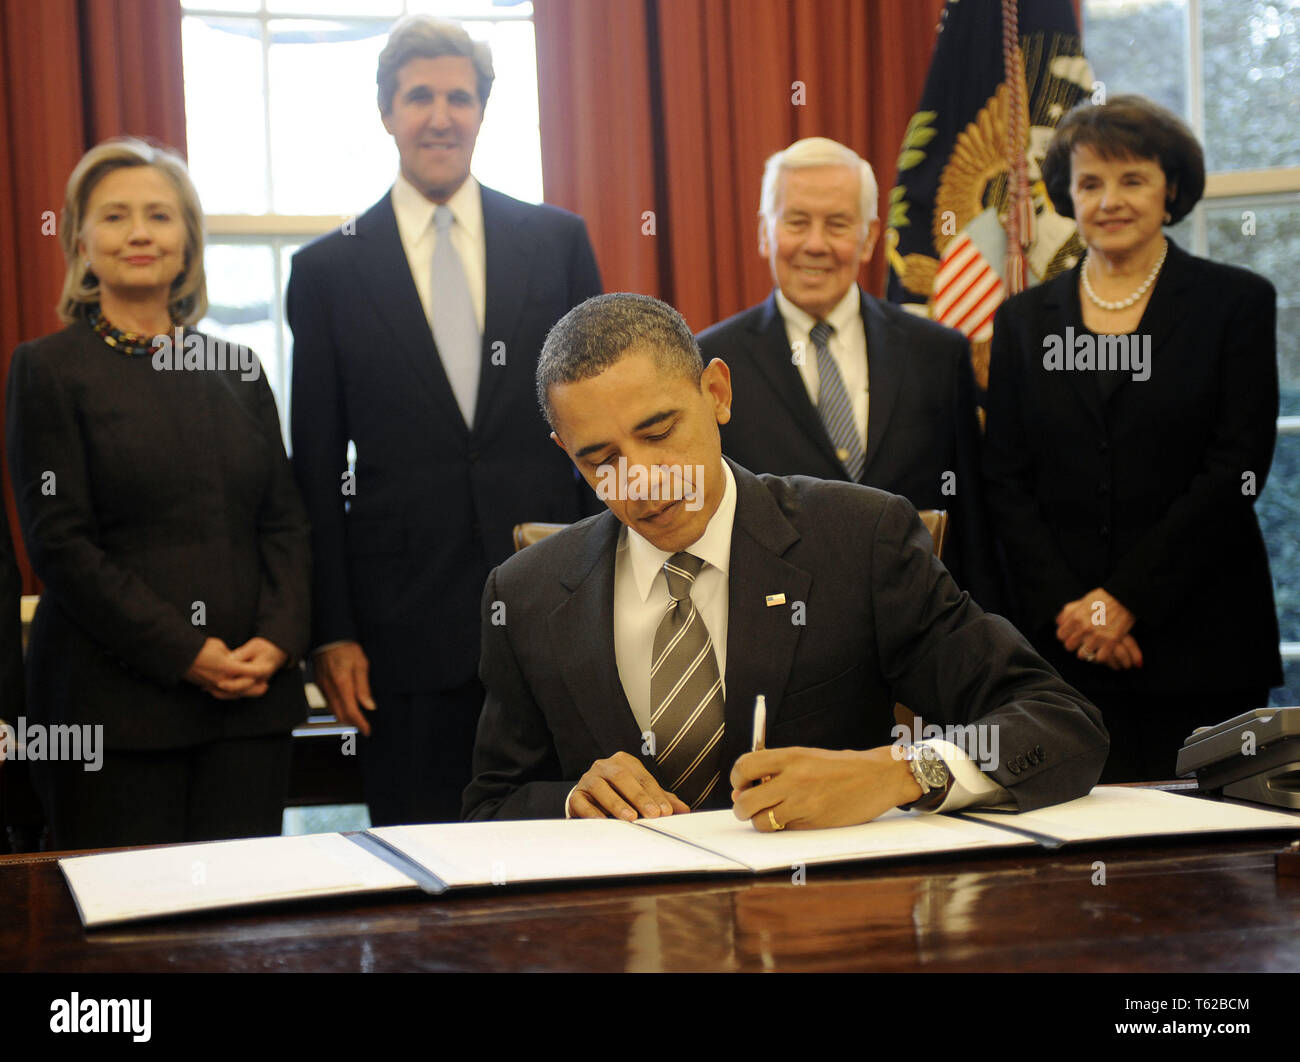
1177,706,1300,809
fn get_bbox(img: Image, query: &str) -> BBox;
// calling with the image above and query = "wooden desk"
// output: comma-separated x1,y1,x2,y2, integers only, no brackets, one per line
3,830,1298,972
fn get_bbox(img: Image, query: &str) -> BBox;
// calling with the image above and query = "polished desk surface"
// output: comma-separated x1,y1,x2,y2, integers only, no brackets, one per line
3,817,1299,972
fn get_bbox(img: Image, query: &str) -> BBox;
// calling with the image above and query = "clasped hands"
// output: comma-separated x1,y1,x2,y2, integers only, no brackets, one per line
1055,587,1142,671
184,636,288,700
566,746,922,831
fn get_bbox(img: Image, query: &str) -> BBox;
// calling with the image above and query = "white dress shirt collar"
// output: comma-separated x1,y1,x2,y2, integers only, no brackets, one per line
774,282,861,337
391,171,482,247
621,460,737,603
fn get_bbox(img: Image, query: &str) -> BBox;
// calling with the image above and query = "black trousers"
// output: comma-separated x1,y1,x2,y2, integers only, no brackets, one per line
360,678,484,826
1094,689,1270,783
33,733,293,850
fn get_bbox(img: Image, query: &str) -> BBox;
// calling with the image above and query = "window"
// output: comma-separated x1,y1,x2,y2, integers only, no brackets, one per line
1083,0,1300,702
179,0,540,445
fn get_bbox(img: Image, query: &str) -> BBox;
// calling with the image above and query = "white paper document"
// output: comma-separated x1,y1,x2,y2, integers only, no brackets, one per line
59,832,418,928
368,817,746,887
964,786,1300,842
634,807,1038,872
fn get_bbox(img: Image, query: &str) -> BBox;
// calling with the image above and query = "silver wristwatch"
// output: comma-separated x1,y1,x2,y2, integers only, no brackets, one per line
901,743,952,811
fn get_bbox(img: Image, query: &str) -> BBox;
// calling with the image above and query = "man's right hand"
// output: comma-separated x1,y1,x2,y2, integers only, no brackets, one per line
313,641,376,736
567,751,690,820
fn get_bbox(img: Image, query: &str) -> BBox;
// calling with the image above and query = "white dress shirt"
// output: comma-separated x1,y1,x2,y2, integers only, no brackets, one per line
775,285,869,455
390,172,487,335
566,460,1010,816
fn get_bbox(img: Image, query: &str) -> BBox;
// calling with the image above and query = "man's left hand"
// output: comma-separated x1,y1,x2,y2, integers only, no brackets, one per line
730,746,923,831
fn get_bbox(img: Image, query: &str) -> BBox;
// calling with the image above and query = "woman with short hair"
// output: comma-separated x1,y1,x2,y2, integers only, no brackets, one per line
983,95,1281,781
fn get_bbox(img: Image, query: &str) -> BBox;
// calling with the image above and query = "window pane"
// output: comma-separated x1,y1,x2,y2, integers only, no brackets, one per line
408,1,535,17
1205,199,1300,652
1204,200,1300,414
1082,0,1189,118
1271,657,1300,707
1259,431,1300,645
199,242,283,419
182,17,269,214
467,19,541,203
269,0,401,15
280,241,304,446
267,20,394,214
1201,0,1300,172
182,0,260,11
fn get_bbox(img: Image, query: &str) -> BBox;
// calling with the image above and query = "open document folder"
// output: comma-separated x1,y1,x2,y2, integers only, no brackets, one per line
58,787,1300,928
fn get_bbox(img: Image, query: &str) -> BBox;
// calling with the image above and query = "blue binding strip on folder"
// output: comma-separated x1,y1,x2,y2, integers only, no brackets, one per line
345,832,449,894
951,810,1065,849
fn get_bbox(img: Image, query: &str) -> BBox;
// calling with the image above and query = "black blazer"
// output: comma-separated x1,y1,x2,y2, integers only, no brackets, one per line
0,507,21,719
463,459,1108,821
5,321,311,750
287,184,602,693
698,290,1002,611
982,239,1282,695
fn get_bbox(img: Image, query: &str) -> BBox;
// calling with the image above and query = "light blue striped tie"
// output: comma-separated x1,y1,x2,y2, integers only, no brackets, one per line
431,204,481,427
810,320,864,481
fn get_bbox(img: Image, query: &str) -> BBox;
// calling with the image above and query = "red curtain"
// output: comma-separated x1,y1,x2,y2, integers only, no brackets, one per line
536,0,946,332
0,0,187,592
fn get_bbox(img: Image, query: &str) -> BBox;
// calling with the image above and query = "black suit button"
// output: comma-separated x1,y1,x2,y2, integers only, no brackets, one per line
468,448,481,462
1027,751,1039,765
1099,525,1110,538
1036,745,1045,759
1008,761,1021,775
1098,442,1108,454
1098,482,1109,496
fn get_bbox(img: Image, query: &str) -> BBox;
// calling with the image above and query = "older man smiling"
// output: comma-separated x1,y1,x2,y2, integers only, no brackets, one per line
698,137,1002,612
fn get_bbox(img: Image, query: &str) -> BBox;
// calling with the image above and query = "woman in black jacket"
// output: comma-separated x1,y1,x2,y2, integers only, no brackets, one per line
6,138,311,848
984,96,1280,782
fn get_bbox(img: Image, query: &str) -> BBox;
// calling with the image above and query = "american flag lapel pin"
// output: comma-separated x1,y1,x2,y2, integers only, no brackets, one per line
765,592,786,607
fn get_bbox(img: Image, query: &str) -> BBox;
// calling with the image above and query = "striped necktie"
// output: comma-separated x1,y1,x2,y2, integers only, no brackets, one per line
810,320,865,481
650,552,724,809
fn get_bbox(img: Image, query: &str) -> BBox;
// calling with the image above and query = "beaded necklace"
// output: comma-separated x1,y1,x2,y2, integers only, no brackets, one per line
88,308,169,356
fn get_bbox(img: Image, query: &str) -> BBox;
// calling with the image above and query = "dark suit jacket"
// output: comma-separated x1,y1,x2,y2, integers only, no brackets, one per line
698,289,1002,611
982,239,1282,695
5,321,311,749
0,507,21,718
463,459,1108,821
288,184,602,693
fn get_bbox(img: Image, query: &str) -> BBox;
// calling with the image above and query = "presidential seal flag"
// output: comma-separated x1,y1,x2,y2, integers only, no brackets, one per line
885,0,1093,392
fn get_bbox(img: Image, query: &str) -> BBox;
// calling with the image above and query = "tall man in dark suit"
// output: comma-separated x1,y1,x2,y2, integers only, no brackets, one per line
697,138,1001,610
463,294,1106,827
288,15,601,825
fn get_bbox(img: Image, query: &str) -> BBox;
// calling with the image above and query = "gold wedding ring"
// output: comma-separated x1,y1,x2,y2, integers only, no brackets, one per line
768,809,785,831
1081,647,1097,662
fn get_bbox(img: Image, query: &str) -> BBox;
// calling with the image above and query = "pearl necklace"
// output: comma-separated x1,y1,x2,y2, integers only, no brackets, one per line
1081,239,1168,311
